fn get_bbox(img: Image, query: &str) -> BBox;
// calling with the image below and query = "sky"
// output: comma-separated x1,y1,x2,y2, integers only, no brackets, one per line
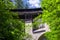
11,0,41,9
22,0,41,9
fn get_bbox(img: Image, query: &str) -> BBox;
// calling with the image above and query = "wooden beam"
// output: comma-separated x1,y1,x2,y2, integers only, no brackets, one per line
10,8,42,14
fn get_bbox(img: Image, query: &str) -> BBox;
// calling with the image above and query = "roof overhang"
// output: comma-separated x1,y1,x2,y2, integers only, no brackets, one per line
10,8,43,15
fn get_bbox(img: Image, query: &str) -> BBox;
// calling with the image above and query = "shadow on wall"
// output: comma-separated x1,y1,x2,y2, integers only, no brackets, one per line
38,34,47,40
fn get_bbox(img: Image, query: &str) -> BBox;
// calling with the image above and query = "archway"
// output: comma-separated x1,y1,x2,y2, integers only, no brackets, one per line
38,34,47,40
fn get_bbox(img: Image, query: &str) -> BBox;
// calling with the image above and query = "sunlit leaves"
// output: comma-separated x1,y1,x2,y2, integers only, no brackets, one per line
33,14,42,29
41,0,60,40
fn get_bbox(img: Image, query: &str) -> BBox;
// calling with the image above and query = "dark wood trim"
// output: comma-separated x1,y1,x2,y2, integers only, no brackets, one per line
10,8,42,12
10,8,42,14
10,8,42,19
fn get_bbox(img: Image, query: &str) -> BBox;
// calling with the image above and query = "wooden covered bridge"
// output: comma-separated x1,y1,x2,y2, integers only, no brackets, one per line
10,8,50,40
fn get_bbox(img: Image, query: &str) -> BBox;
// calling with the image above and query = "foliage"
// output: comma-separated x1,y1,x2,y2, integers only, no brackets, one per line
0,0,24,40
41,0,60,40
15,0,24,9
33,14,42,29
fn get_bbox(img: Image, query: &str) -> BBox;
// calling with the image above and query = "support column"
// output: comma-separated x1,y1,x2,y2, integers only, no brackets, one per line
25,20,34,40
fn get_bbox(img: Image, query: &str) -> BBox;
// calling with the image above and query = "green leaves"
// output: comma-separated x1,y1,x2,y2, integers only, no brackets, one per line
33,14,42,29
0,0,25,40
41,0,60,40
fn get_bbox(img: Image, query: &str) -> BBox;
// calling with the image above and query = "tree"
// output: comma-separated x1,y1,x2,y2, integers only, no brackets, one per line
15,0,24,9
0,0,24,40
41,0,60,40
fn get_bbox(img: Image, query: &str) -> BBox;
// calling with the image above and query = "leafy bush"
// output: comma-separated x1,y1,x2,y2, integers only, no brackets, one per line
0,0,24,40
41,0,60,40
